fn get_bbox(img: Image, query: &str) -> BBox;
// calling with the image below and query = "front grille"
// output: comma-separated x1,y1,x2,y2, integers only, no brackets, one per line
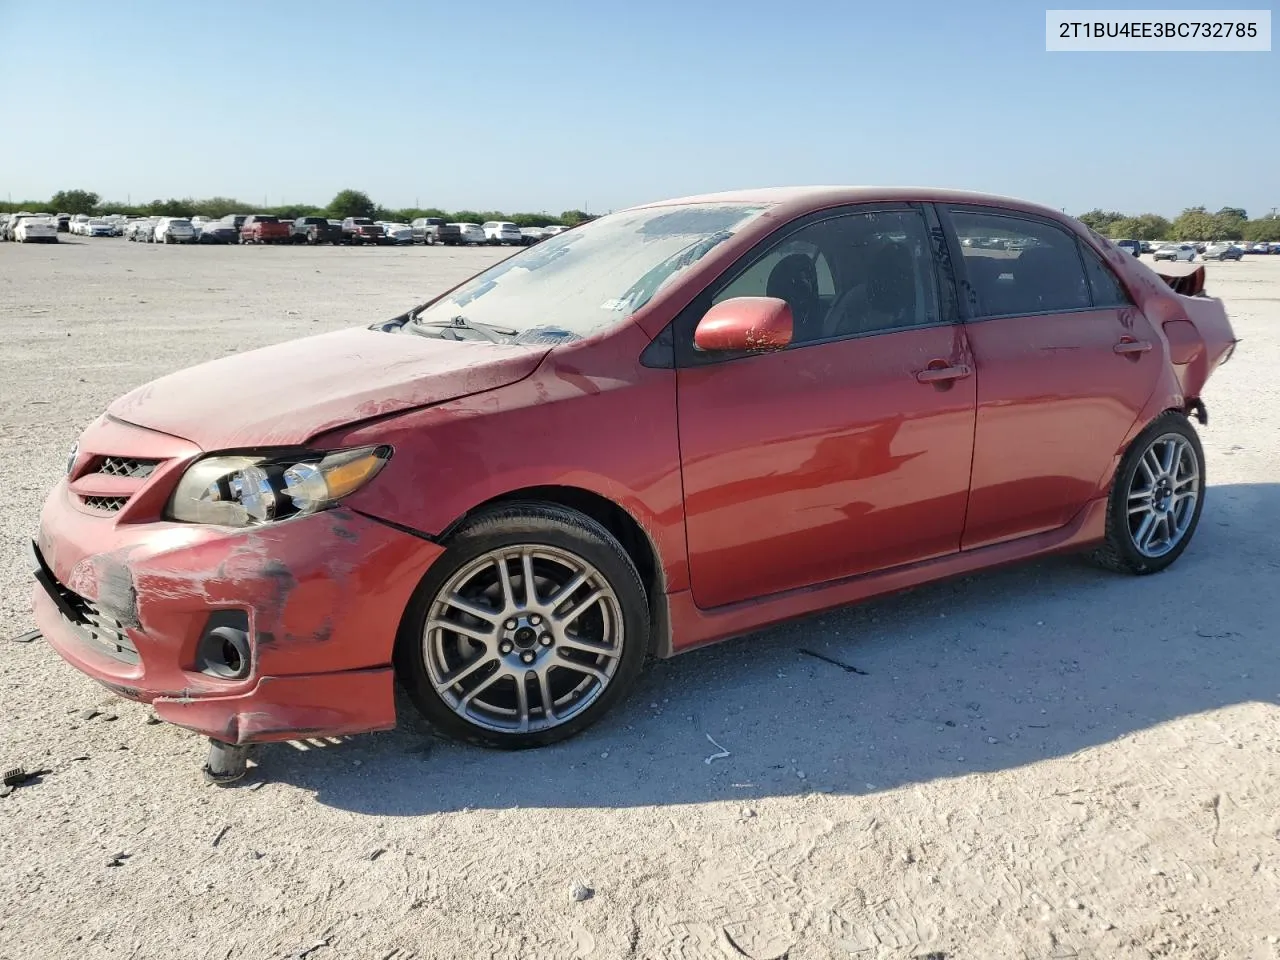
48,578,139,665
96,457,157,479
82,496,128,512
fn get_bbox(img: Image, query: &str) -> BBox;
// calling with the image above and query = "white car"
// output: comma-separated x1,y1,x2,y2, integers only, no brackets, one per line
153,217,195,244
15,215,59,243
69,214,91,236
1153,242,1196,262
518,226,547,245
482,220,522,245
451,222,486,245
85,218,114,237
381,222,414,245
542,224,570,236
190,215,212,239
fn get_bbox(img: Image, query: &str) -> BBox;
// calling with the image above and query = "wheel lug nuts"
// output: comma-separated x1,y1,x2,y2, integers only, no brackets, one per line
499,642,513,654
505,619,517,630
529,614,541,625
521,651,535,664
539,634,552,646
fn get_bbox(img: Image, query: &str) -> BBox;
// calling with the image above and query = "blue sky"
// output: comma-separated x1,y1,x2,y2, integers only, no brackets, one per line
2,0,1276,217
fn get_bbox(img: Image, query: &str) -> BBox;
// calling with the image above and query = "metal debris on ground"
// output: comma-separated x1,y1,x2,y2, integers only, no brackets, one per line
7,630,40,644
1,767,52,797
798,648,870,675
704,734,731,765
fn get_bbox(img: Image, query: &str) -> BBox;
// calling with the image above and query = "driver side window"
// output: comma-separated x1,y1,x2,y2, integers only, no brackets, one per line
708,209,941,346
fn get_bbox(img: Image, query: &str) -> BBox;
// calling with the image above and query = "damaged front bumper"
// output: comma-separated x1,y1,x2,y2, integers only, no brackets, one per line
31,475,443,744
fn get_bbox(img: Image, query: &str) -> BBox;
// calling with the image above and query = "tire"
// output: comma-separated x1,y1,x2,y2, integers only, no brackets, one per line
395,501,650,749
1091,412,1205,575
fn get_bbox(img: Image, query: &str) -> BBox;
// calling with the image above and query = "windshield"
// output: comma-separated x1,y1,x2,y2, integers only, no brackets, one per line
413,202,768,340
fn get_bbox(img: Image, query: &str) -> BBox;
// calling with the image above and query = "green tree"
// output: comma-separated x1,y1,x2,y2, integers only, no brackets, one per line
1077,209,1124,234
327,189,377,219
1242,217,1280,243
1216,207,1247,221
1131,213,1172,241
49,189,100,215
559,209,594,226
1170,207,1216,241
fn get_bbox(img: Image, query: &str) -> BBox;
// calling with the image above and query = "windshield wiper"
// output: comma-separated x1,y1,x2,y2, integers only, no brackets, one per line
413,314,517,343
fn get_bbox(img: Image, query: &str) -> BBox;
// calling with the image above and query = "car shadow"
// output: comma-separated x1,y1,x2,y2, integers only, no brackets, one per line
260,481,1279,814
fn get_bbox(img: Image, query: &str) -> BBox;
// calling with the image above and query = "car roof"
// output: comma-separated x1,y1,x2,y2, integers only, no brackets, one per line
628,185,1073,223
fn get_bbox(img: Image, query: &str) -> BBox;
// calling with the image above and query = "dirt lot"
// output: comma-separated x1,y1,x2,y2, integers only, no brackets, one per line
1,239,1277,960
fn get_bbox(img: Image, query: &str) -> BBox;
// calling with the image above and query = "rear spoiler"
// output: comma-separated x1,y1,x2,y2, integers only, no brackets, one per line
1151,260,1207,298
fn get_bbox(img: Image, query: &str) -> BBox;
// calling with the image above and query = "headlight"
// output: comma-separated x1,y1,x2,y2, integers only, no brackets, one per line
167,445,391,527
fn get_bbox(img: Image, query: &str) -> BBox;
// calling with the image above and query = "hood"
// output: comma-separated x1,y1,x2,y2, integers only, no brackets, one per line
108,327,547,449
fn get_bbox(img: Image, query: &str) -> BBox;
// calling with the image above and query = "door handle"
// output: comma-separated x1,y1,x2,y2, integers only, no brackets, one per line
1113,338,1152,355
915,363,972,384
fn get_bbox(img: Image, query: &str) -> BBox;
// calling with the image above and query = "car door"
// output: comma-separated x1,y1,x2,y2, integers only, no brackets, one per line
674,205,977,609
939,205,1163,550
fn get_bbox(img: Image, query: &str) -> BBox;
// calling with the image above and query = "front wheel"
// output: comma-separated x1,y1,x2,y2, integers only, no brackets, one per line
395,502,649,749
1091,412,1205,575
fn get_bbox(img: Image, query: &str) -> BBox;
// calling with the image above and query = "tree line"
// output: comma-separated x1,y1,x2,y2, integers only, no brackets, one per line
0,188,595,229
1079,206,1280,243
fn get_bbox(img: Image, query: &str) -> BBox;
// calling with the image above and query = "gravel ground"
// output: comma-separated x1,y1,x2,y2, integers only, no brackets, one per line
1,239,1277,960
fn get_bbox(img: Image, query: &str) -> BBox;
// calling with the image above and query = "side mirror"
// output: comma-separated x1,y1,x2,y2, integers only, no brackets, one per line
693,297,794,353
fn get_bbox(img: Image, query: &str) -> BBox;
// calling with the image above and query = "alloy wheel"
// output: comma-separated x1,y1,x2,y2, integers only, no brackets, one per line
423,545,624,733
1126,432,1200,558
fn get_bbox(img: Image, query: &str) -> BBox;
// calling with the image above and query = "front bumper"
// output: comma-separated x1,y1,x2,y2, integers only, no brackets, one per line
32,425,444,743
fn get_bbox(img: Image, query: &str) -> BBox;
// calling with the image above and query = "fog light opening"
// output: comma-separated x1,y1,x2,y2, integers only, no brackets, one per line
197,625,252,680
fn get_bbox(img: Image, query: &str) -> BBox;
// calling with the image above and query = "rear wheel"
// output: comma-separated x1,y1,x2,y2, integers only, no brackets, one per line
1092,412,1205,575
395,502,649,749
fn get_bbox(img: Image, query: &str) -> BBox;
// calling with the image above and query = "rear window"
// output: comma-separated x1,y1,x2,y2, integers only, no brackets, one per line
950,210,1090,318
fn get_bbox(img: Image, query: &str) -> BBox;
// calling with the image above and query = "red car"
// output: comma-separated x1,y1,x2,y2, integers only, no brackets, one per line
31,187,1237,781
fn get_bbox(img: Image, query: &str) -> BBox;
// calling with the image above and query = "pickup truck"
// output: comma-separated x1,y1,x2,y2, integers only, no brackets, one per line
240,215,291,244
342,217,387,245
411,217,445,244
291,216,344,245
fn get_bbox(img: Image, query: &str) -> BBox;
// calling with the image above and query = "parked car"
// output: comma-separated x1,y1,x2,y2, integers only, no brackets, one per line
197,220,239,244
482,221,523,245
380,222,414,245
411,217,445,244
1154,243,1196,262
125,219,152,242
154,217,196,244
190,216,212,239
1203,243,1243,261
291,216,343,245
69,214,90,235
342,217,387,245
1,212,44,241
1245,241,1271,254
542,224,570,236
14,215,58,243
1114,238,1141,257
519,227,547,245
84,218,114,238
1140,241,1153,253
446,222,485,245
55,214,71,233
220,214,250,236
30,186,1239,781
240,215,290,244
